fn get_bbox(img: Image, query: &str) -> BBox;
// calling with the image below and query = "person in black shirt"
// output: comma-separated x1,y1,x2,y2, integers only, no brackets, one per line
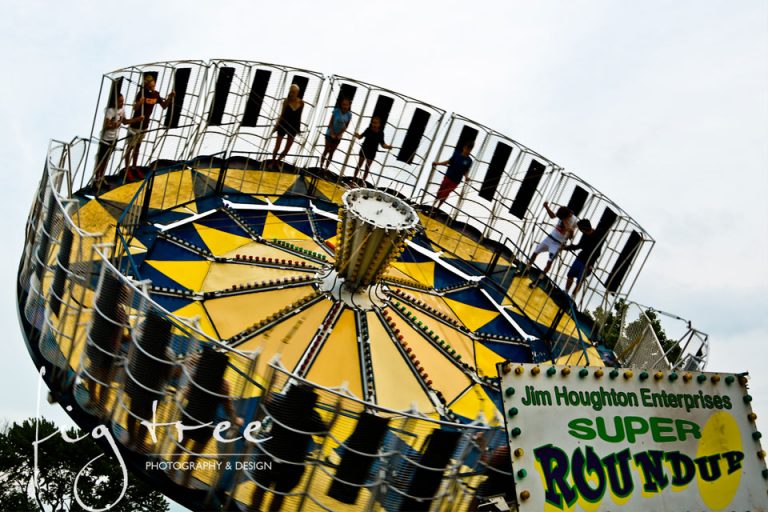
352,116,391,183
125,74,175,174
429,141,473,214
271,84,305,167
563,219,604,295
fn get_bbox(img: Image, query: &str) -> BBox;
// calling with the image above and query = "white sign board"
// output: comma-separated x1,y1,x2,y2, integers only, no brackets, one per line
498,363,768,511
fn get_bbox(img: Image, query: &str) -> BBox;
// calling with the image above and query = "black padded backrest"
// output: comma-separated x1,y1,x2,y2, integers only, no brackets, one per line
399,429,462,511
106,77,123,110
396,108,430,164
456,126,478,152
125,310,173,399
242,69,272,127
596,206,617,233
336,83,357,108
327,413,390,504
606,230,642,293
185,346,229,422
509,159,545,219
371,94,394,128
208,67,235,126
164,67,191,129
567,185,589,217
480,142,513,201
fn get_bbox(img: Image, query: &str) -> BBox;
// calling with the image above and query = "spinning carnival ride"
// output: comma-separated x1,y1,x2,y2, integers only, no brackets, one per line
17,60,710,511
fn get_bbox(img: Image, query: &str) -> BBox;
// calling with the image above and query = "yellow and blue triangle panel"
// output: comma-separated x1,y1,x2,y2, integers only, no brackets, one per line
448,383,503,426
194,210,250,238
172,203,197,215
144,237,206,261
433,264,471,290
389,309,471,404
191,194,227,216
201,263,303,293
443,293,499,332
222,169,298,196
273,192,312,209
94,198,130,222
268,209,314,239
262,211,312,241
476,315,522,339
311,213,339,241
147,294,193,316
305,308,363,399
556,346,605,367
219,241,320,265
222,208,267,238
408,232,440,253
389,261,435,288
148,207,198,226
477,338,532,365
193,223,252,256
474,341,508,378
191,168,221,199
161,222,209,250
399,244,433,264
145,260,212,291
170,301,220,341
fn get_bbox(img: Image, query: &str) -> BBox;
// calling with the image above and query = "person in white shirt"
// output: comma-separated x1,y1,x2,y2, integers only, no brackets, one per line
93,94,142,191
527,202,578,288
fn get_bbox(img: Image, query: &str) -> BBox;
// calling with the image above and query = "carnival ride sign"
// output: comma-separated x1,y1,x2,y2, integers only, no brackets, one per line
498,363,768,511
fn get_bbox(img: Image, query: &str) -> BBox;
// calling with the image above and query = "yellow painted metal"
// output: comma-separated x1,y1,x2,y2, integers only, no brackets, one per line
224,169,297,196
221,241,319,267
170,301,219,340
556,346,605,367
313,180,346,205
234,298,333,376
201,263,304,293
387,308,470,404
391,288,463,326
366,312,435,413
99,181,143,204
262,212,312,241
203,286,315,340
389,261,435,288
475,342,506,379
443,297,499,332
406,310,475,366
306,309,363,398
419,213,495,264
149,169,197,210
145,260,212,291
450,384,503,426
193,223,252,256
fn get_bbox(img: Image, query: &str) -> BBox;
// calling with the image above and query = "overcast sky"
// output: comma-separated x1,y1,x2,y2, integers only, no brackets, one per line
1,1,766,509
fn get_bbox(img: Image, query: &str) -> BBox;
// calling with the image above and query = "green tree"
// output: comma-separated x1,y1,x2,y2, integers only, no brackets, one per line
592,299,628,350
0,417,169,511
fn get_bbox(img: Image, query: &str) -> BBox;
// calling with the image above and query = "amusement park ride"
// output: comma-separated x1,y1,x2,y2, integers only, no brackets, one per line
18,60,730,511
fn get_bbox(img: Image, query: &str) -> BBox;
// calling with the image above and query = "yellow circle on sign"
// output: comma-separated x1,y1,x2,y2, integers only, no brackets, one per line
696,411,742,509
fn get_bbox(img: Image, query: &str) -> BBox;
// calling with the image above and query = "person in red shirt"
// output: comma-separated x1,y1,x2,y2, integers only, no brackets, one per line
124,74,175,175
